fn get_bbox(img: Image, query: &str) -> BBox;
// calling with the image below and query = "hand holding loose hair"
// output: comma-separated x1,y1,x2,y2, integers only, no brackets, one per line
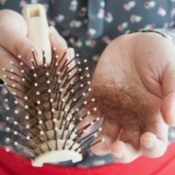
80,32,175,163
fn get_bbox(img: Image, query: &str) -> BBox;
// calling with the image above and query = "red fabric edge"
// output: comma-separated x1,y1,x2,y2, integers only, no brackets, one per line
0,142,175,175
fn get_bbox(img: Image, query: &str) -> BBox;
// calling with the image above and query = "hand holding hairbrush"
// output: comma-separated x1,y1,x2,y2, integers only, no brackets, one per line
0,4,104,167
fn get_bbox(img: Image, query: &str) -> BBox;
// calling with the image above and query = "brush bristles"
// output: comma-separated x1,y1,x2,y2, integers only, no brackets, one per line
2,49,104,166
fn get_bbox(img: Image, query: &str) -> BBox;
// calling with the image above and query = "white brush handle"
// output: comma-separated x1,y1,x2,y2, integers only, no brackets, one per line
22,4,51,64
22,4,83,167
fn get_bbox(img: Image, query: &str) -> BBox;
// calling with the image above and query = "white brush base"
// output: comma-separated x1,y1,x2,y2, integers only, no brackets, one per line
32,150,82,167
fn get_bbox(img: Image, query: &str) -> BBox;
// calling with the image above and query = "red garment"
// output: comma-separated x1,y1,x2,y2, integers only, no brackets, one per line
0,142,175,175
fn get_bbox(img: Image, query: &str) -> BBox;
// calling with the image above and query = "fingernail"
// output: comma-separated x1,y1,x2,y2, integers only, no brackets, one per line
142,138,154,149
66,48,75,59
49,26,60,41
168,117,175,126
113,152,123,159
49,26,59,35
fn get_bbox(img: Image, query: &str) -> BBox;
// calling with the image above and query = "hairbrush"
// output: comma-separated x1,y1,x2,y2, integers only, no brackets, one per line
1,4,104,167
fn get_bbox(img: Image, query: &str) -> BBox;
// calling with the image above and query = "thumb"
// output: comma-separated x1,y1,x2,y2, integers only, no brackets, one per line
0,9,42,65
161,62,175,125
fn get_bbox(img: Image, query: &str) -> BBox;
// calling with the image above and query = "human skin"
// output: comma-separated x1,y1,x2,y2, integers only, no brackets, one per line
82,32,175,163
0,10,74,95
0,9,175,163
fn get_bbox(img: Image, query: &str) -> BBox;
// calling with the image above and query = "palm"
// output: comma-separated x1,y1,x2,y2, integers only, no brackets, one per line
87,33,175,162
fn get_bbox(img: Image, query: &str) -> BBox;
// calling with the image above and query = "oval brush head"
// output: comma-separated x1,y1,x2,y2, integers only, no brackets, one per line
0,4,104,167
2,49,104,167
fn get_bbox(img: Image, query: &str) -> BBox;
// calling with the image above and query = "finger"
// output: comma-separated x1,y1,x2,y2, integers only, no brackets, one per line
161,62,175,125
77,113,100,137
140,132,167,158
90,132,113,156
90,121,120,156
77,92,102,136
110,141,140,163
141,111,168,158
49,26,76,71
0,10,42,65
0,45,25,100
0,45,17,70
49,26,68,57
144,111,168,141
0,45,19,82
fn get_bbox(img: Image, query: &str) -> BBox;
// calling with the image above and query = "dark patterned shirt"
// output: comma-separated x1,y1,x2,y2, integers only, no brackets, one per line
1,0,175,63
